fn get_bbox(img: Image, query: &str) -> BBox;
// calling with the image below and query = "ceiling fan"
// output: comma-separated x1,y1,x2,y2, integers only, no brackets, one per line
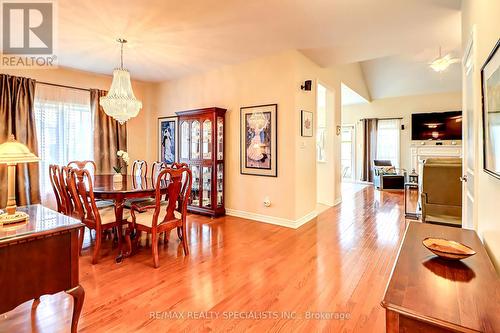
429,46,460,72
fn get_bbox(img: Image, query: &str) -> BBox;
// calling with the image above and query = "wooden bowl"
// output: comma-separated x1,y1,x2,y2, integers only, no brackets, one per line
422,237,476,260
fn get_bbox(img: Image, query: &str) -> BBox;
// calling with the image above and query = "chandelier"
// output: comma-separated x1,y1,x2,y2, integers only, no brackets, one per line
100,38,142,124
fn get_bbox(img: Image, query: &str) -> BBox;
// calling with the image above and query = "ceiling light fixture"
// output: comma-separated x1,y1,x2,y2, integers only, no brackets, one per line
429,47,460,73
100,38,142,124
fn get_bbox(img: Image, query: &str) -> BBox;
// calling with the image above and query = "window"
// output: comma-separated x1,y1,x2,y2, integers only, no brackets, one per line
341,126,355,180
376,119,401,168
34,84,93,200
316,83,327,162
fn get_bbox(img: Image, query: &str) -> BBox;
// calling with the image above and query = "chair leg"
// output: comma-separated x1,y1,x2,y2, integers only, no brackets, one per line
176,227,183,240
92,230,101,265
151,232,159,268
78,227,85,256
181,224,189,256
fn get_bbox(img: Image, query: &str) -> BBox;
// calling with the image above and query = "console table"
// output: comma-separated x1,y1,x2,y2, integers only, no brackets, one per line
382,222,499,332
0,205,84,333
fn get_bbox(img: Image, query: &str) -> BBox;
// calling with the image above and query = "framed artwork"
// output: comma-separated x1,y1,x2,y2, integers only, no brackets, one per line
240,104,278,177
482,39,500,180
158,116,178,165
301,110,313,137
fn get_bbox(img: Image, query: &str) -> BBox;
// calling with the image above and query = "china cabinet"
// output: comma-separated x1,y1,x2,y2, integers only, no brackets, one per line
176,107,226,217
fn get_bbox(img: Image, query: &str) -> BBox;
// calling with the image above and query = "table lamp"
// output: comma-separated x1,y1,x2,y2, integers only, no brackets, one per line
0,134,40,224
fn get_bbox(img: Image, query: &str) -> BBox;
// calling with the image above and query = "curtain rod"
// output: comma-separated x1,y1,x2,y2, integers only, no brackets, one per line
37,81,91,92
359,117,403,121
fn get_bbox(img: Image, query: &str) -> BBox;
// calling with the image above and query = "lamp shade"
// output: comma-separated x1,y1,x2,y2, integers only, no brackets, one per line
0,135,40,164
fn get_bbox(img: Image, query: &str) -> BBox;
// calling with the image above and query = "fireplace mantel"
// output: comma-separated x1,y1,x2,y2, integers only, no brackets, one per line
410,144,462,172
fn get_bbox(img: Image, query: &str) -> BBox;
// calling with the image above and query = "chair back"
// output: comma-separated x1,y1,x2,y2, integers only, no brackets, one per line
151,161,167,181
68,160,97,174
132,160,148,178
151,167,192,228
60,166,76,215
67,168,102,228
373,160,393,167
49,165,65,214
171,163,190,204
422,158,462,206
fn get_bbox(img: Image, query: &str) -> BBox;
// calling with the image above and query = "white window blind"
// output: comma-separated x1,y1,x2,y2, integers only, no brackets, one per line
34,84,93,201
376,119,401,168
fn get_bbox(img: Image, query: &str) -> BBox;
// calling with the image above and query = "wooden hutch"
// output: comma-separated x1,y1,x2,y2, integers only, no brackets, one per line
176,107,226,217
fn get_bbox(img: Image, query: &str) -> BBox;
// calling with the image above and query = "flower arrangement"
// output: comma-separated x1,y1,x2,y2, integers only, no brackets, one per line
113,150,130,174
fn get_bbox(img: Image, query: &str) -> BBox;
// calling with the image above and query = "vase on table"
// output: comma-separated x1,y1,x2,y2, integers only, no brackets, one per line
113,172,123,183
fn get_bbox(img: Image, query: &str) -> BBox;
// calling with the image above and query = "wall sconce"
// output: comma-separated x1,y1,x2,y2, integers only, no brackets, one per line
301,80,312,91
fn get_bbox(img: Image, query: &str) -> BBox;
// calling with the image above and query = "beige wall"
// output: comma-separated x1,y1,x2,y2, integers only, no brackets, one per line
0,67,157,170
154,51,298,220
461,0,500,271
342,91,462,180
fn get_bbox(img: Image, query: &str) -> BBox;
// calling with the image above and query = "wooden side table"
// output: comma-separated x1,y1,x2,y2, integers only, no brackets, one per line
0,205,84,333
404,182,419,219
382,222,500,332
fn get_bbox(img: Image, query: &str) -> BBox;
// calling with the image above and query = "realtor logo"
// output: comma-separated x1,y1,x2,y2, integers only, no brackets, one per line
2,1,53,54
1,0,57,67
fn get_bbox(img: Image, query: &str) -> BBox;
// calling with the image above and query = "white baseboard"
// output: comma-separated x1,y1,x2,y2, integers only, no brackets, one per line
333,197,342,206
226,208,318,229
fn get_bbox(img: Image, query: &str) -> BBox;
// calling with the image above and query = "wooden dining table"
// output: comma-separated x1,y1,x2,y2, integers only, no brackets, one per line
92,174,167,262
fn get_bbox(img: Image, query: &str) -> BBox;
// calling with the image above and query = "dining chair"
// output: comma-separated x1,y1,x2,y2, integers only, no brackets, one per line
151,161,167,180
132,160,148,178
67,160,97,174
68,168,130,264
127,166,192,268
49,165,66,214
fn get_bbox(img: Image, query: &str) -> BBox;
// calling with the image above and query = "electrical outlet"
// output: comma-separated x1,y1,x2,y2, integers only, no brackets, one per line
263,196,271,207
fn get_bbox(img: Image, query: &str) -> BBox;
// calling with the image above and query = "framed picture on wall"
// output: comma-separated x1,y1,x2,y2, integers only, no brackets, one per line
240,104,278,177
482,39,500,180
301,110,313,137
158,116,178,165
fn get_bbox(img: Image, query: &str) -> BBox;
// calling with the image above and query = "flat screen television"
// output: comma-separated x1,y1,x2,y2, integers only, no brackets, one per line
411,111,462,141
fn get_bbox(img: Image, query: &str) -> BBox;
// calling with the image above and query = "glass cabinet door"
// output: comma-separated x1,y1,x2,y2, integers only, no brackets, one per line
191,120,200,159
202,119,212,159
202,166,212,208
217,163,223,207
181,121,190,160
217,117,223,160
190,165,200,206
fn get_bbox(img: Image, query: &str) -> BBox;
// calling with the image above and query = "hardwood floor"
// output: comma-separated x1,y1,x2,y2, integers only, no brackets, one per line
0,185,408,332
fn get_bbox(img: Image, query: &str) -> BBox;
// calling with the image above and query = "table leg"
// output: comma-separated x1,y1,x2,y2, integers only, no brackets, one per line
66,284,85,333
114,198,125,263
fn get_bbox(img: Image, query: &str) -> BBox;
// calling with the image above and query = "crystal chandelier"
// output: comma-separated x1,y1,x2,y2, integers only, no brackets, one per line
100,38,142,124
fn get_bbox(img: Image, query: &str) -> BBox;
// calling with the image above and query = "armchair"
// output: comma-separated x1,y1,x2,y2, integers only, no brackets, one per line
373,160,406,190
420,158,462,227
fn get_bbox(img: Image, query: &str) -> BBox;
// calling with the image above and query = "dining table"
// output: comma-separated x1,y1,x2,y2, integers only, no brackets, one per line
92,174,168,262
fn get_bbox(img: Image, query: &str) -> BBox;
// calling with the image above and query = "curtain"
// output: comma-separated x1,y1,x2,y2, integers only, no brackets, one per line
34,84,93,203
91,89,127,174
361,118,378,182
376,119,401,168
0,74,40,208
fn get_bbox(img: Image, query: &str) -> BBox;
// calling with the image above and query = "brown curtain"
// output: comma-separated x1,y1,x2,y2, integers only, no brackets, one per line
91,89,127,174
0,74,40,208
361,119,378,182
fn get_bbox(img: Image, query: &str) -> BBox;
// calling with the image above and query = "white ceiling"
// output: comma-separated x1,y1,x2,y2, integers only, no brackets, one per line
361,47,463,99
51,0,462,83
341,83,369,106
